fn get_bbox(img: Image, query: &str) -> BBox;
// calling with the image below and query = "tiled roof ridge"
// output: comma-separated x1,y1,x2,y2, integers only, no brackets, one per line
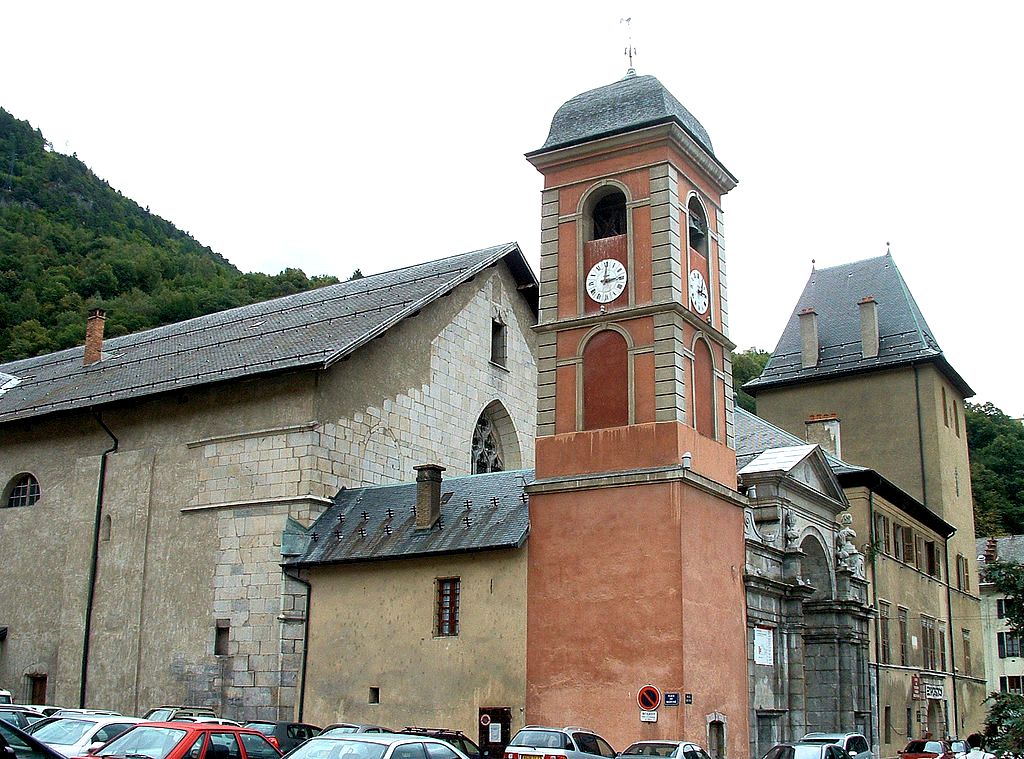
332,467,533,498
0,243,516,376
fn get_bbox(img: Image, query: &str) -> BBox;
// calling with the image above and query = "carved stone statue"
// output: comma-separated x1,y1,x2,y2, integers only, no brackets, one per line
784,510,801,550
835,513,865,578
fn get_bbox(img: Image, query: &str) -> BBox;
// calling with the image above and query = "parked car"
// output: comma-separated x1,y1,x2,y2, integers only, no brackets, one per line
0,718,67,759
800,733,871,759
31,715,144,756
243,722,321,754
23,708,63,719
77,722,282,759
504,726,616,759
0,693,11,706
173,718,243,727
321,726,393,736
401,728,482,759
280,733,471,759
0,707,45,731
618,741,712,759
761,743,853,759
898,741,954,759
52,710,122,719
143,707,217,722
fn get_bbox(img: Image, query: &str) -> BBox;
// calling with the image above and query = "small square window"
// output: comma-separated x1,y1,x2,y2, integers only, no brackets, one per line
490,319,507,367
368,686,380,704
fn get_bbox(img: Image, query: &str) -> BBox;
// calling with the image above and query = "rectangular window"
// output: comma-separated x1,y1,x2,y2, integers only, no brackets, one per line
214,619,230,656
954,403,961,437
916,536,926,572
1003,675,1024,694
368,686,380,704
957,555,970,592
874,514,891,555
898,608,909,666
906,707,912,740
922,617,936,670
926,541,940,578
938,627,947,672
893,525,905,561
436,577,461,636
998,599,1014,619
879,601,892,665
998,631,1023,658
490,319,507,367
963,629,972,676
903,528,916,566
884,706,892,745
942,387,949,427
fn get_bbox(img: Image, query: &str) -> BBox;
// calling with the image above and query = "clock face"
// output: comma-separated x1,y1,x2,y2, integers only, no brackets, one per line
688,269,709,314
585,258,627,304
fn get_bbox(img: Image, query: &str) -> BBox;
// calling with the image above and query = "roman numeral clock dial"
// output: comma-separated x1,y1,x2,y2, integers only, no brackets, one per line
585,258,627,304
688,269,709,314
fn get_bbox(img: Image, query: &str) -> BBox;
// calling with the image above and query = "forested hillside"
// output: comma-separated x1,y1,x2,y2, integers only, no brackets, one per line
967,402,1024,536
0,107,338,362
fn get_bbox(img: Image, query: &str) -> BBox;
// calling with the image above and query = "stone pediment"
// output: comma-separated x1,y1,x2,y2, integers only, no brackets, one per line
739,443,846,505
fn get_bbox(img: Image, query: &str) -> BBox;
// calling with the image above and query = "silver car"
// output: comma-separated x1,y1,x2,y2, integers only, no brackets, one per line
282,732,472,759
800,733,872,759
619,741,712,759
505,726,616,759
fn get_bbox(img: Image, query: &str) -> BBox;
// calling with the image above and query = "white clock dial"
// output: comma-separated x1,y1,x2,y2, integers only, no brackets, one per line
585,258,627,304
688,269,709,314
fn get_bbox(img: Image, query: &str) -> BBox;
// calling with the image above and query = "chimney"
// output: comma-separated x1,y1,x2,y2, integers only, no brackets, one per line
413,464,445,530
805,413,841,458
799,308,819,368
84,308,106,366
984,537,998,564
859,296,879,359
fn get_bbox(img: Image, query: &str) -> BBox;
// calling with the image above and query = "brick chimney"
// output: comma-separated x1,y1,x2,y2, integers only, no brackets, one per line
984,537,998,564
859,296,879,359
805,413,841,458
414,464,445,530
799,308,819,368
84,309,106,366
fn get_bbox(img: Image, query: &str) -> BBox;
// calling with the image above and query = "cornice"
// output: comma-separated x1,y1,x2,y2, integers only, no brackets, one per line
527,463,745,507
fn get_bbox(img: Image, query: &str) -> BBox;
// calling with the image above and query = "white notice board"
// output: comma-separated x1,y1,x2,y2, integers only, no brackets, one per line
754,627,774,666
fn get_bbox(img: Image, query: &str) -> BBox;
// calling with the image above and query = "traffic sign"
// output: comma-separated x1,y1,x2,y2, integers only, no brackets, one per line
637,685,662,711
480,714,491,726
639,710,658,723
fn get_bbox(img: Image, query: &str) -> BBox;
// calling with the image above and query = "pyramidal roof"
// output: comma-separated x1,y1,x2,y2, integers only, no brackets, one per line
0,243,536,425
745,253,972,396
530,72,716,157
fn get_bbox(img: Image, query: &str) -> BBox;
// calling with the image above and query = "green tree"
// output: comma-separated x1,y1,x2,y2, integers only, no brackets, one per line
967,402,1024,535
731,347,771,413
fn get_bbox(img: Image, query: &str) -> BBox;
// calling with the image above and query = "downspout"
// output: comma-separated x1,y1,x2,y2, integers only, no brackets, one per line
943,535,961,739
80,409,118,707
283,567,311,721
868,489,881,754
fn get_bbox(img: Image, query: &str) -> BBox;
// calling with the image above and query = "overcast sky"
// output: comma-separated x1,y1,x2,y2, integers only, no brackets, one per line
4,1,1021,416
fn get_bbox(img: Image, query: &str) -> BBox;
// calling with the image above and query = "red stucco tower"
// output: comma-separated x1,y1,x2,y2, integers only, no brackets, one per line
525,72,750,755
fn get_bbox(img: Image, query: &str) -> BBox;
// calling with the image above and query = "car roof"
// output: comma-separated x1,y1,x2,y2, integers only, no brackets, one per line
47,715,143,725
310,734,450,745
141,722,262,732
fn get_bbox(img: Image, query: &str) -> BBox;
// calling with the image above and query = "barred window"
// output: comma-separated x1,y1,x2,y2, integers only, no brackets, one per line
4,473,40,508
436,577,460,637
879,601,892,665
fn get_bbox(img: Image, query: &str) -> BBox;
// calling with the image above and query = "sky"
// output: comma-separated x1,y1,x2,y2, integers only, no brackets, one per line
3,1,1021,416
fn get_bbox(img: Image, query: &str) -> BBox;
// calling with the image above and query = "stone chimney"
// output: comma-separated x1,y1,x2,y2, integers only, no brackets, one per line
859,296,879,359
799,308,819,368
414,464,445,530
805,413,841,458
84,308,106,366
984,537,998,564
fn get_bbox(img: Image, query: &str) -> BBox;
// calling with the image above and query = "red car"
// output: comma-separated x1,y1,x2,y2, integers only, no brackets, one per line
899,740,953,759
74,722,282,759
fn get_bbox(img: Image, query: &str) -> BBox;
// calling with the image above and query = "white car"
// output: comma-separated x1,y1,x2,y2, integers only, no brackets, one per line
800,733,871,759
619,741,712,759
31,715,144,756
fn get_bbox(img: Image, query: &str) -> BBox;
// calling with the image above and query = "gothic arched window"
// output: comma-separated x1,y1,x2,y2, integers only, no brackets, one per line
472,414,504,474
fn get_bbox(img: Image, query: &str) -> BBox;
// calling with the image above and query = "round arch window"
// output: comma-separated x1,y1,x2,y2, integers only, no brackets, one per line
4,473,41,508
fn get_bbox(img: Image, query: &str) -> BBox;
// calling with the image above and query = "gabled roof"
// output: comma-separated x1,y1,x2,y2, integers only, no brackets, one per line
745,253,972,397
529,72,718,159
0,243,537,426
738,444,819,476
734,407,954,537
286,469,532,567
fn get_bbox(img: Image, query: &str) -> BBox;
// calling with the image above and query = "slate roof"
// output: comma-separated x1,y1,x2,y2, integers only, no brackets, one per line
0,243,537,426
976,535,1024,565
529,73,720,161
744,253,972,397
737,444,819,476
286,469,533,566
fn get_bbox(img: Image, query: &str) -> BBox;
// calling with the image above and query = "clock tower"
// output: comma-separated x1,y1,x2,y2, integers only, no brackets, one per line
524,72,749,753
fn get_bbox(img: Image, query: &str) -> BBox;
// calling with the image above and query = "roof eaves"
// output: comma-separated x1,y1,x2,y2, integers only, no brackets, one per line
835,468,955,538
283,535,527,569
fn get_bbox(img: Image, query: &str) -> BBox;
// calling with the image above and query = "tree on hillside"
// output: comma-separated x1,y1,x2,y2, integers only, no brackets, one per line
731,347,771,412
967,402,1024,535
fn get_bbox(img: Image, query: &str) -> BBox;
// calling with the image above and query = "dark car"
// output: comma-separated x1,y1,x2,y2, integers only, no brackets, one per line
401,729,482,759
762,743,853,759
0,709,44,732
321,726,392,737
899,741,953,759
244,722,321,754
0,718,68,759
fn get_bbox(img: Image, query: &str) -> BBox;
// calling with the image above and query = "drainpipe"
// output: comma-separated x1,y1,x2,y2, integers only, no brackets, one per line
283,567,311,721
80,409,118,707
943,535,961,739
868,489,881,754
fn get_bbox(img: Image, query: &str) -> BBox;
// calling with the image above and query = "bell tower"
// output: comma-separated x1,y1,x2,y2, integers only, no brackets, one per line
525,72,750,752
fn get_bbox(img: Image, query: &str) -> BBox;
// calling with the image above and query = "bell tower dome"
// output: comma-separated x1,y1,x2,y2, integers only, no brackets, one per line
524,72,749,752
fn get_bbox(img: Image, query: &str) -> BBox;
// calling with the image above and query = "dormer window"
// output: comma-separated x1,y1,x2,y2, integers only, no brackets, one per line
591,192,627,240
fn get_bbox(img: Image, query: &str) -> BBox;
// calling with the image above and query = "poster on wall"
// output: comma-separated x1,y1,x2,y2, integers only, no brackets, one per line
754,626,774,666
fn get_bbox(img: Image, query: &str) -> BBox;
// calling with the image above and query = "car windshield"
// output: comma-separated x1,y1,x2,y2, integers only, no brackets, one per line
247,724,276,735
793,747,825,759
97,726,187,759
323,728,360,735
511,731,569,750
905,743,945,754
32,718,96,744
146,710,175,722
622,743,679,757
285,738,387,759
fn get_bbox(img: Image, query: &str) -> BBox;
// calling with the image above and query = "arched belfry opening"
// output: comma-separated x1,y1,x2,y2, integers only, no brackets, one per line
687,196,709,258
582,186,628,243
472,401,522,473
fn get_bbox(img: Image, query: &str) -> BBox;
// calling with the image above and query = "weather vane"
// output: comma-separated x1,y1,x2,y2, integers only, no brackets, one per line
620,17,636,74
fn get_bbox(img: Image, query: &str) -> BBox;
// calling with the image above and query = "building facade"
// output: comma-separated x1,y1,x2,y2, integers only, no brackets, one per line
977,536,1024,698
